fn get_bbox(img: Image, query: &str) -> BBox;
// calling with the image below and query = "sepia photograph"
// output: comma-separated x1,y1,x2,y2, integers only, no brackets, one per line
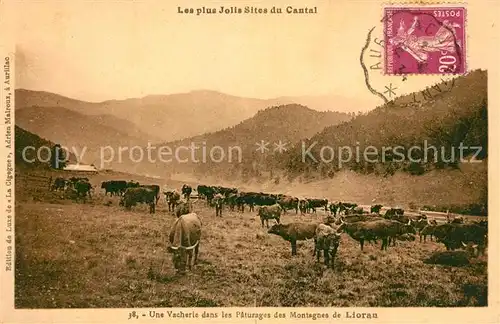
1,0,499,322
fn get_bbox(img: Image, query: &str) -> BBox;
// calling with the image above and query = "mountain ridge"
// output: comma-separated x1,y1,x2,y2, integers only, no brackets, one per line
15,88,367,141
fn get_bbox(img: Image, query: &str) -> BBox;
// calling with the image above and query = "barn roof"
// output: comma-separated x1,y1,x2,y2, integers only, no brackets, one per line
63,164,98,172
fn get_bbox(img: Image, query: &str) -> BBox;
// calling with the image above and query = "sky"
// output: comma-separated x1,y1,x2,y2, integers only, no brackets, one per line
12,0,499,104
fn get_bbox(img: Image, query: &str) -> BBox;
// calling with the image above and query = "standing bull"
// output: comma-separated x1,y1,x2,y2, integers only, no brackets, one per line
168,213,202,273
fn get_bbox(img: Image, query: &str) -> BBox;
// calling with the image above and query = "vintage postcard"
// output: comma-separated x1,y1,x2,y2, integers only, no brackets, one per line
0,0,499,323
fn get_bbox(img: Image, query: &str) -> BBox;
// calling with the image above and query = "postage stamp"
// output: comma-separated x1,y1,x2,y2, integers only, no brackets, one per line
384,7,466,75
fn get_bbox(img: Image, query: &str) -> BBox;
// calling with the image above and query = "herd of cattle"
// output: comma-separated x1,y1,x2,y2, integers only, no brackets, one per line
48,177,489,273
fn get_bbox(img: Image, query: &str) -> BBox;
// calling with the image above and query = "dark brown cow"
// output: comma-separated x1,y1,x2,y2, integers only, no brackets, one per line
120,187,156,214
74,179,92,199
140,184,160,204
339,219,416,250
370,204,383,214
433,223,487,255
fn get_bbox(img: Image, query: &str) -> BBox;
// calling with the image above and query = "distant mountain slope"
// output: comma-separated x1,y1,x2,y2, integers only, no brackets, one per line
274,94,375,113
129,104,351,177
84,113,161,143
283,70,487,178
15,89,368,142
15,89,92,111
16,106,154,165
15,126,77,169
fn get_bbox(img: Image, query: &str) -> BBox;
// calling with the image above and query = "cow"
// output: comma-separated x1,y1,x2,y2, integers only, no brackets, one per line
175,200,192,218
450,216,465,224
314,224,342,269
165,190,181,212
168,213,202,273
338,202,358,215
101,180,128,196
370,204,383,214
329,203,339,216
69,176,88,183
68,177,89,190
213,193,224,217
126,181,140,188
339,219,416,251
345,207,365,215
337,214,383,245
419,220,438,242
216,186,238,198
278,196,299,214
235,192,247,212
268,222,318,256
225,193,238,211
197,185,215,205
307,198,329,213
164,190,173,205
473,219,488,228
395,233,416,241
341,214,384,223
51,177,67,191
236,192,265,212
258,204,282,228
120,187,156,213
140,184,160,204
181,184,192,200
253,193,278,207
384,208,405,219
298,199,308,214
432,223,487,255
412,218,430,234
461,241,484,258
74,179,92,199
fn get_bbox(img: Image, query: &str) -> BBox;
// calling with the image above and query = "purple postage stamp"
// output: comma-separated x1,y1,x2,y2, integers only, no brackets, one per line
384,7,466,75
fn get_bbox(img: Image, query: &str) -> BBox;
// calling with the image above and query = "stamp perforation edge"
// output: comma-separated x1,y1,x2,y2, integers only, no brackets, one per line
380,1,469,76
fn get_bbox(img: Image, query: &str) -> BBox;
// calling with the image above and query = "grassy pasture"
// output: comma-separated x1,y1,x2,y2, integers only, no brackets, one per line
14,172,487,308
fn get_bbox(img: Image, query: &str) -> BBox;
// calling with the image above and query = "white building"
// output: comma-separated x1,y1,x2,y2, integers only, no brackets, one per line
63,164,98,173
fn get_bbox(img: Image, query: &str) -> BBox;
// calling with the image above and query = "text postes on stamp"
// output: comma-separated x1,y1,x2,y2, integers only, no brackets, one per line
384,7,466,75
